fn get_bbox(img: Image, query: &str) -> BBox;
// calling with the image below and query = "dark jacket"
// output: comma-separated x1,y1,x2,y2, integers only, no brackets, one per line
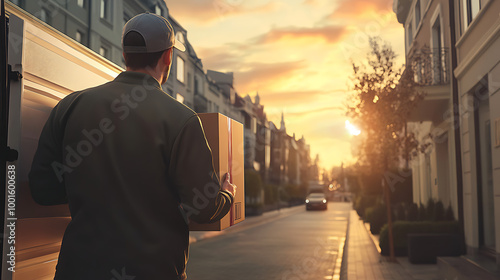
28,71,233,280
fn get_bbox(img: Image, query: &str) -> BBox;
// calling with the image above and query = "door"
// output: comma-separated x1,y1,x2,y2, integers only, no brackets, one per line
436,131,450,207
476,94,495,254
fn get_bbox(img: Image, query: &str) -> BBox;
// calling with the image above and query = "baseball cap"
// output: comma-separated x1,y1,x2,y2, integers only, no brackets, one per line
122,12,185,53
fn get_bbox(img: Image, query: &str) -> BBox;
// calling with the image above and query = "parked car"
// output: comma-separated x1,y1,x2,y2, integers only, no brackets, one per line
305,193,328,211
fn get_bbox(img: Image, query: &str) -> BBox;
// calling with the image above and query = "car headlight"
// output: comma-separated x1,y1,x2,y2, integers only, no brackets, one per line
322,199,327,203
305,199,310,203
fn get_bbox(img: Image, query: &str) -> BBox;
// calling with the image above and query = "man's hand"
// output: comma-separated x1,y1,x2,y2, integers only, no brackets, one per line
221,173,236,198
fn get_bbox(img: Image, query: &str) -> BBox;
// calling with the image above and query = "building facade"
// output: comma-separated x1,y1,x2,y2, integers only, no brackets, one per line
254,94,271,183
395,0,459,218
394,0,500,268
453,0,500,263
10,0,169,67
163,16,201,110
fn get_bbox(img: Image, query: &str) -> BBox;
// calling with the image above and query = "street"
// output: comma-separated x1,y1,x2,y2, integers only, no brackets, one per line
186,202,350,280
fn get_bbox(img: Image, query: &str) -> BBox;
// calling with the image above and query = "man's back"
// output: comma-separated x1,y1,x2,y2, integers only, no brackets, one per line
29,72,233,279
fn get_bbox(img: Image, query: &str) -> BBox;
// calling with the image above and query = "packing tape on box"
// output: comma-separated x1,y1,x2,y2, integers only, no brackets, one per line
228,117,234,226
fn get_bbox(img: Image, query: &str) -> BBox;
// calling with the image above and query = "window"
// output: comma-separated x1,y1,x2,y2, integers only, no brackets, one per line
176,32,185,45
77,0,85,8
415,0,421,28
244,114,251,129
462,0,482,29
99,46,108,58
176,56,185,83
155,4,162,16
176,93,184,104
195,75,203,95
407,22,413,47
187,73,192,89
100,0,111,20
470,0,480,20
75,31,83,43
40,9,50,24
432,17,443,84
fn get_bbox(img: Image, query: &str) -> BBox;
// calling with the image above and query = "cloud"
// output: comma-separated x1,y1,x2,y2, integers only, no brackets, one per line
262,90,325,105
234,60,307,93
303,0,318,5
253,25,347,45
287,105,343,118
328,0,393,18
165,0,279,24
197,47,244,71
260,89,346,107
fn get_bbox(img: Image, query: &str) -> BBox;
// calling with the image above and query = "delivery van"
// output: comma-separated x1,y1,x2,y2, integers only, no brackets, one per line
1,2,122,279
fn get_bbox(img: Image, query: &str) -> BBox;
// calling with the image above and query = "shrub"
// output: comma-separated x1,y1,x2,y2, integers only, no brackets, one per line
379,221,460,256
245,170,264,215
388,169,413,205
418,203,426,221
264,184,278,205
426,198,435,221
434,201,445,221
284,183,306,205
245,202,264,216
365,203,387,234
364,207,374,223
354,195,378,219
445,204,455,221
244,169,263,198
407,203,419,221
396,203,406,221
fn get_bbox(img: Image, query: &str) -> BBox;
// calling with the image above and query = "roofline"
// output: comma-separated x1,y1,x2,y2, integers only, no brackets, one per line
167,14,187,33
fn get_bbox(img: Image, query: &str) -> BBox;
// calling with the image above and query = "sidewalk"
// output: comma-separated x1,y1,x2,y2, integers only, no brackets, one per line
343,210,441,280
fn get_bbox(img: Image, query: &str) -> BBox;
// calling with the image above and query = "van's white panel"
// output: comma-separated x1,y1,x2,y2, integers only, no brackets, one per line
4,2,123,279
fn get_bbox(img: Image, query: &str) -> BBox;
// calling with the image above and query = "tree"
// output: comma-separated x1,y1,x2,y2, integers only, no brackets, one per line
347,37,425,261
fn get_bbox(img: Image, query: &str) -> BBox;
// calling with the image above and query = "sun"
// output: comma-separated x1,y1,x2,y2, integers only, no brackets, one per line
345,120,361,136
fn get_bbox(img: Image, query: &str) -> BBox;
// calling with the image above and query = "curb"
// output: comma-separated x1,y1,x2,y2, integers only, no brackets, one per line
362,222,381,253
337,209,351,280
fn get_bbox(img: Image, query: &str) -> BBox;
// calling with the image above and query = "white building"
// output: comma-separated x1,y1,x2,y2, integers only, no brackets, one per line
394,0,500,269
394,0,459,217
454,0,500,264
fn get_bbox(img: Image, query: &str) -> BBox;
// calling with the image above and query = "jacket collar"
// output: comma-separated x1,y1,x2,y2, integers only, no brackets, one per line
114,71,162,90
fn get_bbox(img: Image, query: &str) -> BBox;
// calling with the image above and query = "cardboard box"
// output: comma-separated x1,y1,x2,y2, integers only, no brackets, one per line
189,113,245,231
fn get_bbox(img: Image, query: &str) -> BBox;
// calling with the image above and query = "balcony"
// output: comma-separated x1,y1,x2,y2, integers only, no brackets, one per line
407,48,451,123
409,48,450,86
393,0,412,24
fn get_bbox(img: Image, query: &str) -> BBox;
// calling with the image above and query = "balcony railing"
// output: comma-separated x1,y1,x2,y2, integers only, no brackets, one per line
408,47,449,86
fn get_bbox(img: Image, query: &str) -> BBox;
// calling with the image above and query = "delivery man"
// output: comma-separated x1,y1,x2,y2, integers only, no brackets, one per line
28,12,236,280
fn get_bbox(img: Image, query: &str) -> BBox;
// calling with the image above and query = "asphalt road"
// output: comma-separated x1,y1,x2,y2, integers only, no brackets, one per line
186,202,351,280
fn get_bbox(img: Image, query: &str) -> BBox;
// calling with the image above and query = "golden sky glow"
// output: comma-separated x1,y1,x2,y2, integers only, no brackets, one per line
166,0,405,170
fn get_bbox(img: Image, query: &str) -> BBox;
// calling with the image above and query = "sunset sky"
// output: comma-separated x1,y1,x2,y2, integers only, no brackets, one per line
166,0,406,171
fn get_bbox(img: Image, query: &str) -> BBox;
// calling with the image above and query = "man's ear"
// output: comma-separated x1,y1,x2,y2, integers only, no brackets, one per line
163,48,173,66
